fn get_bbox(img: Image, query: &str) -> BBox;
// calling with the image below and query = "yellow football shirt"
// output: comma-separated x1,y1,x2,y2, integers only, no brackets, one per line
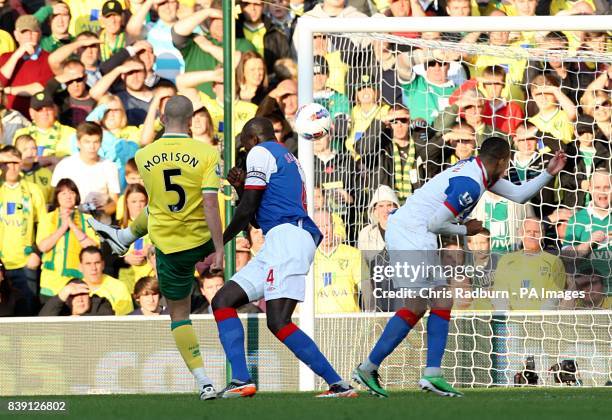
197,91,257,142
314,244,366,313
65,0,127,36
90,274,134,315
0,29,15,55
242,24,266,58
13,123,75,158
135,134,220,254
0,181,47,269
21,165,54,205
529,109,574,144
492,251,566,310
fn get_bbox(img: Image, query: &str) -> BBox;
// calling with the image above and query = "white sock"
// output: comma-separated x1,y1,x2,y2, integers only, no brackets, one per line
117,227,137,245
424,367,442,377
192,367,213,387
360,358,379,373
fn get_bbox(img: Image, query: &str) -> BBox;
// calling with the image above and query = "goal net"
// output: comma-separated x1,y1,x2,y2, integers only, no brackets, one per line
296,16,612,389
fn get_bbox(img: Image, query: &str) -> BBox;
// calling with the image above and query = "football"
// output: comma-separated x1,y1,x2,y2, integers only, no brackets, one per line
294,102,332,140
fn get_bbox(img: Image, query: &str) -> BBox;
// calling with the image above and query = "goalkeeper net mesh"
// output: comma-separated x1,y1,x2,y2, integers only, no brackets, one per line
309,27,612,389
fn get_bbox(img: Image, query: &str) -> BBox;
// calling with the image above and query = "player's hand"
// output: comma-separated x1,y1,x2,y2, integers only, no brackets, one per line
227,167,246,189
210,250,224,274
546,150,567,176
464,219,485,236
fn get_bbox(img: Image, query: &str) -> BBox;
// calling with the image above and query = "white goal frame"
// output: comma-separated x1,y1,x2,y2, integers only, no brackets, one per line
296,15,612,391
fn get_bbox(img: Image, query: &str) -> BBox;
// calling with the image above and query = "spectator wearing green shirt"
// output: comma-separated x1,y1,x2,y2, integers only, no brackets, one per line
562,170,612,294
397,49,458,125
171,6,255,98
34,1,74,53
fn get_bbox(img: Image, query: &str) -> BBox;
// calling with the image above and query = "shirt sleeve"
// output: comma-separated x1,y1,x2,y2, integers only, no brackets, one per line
35,212,54,245
489,171,553,204
201,152,221,193
30,184,47,223
244,146,277,190
443,176,481,217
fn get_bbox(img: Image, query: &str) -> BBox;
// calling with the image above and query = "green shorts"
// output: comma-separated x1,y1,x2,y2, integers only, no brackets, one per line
155,241,215,300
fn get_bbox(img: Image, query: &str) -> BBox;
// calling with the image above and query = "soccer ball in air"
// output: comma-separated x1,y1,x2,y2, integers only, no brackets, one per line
294,103,332,141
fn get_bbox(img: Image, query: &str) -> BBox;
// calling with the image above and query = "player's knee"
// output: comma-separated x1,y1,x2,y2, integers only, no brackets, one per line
266,316,291,336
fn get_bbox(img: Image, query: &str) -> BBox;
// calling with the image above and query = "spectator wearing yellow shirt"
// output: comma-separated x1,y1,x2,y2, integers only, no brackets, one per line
492,218,567,310
36,178,98,299
14,135,54,205
115,158,144,221
118,184,154,293
560,267,612,310
78,246,134,315
64,0,127,35
0,146,47,315
99,1,128,61
0,28,15,55
313,210,371,314
12,91,75,160
528,74,577,146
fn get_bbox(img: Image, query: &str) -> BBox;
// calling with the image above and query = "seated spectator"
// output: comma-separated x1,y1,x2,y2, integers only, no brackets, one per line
126,0,183,81
14,134,54,204
39,278,114,316
12,91,75,160
475,66,524,136
48,32,102,89
508,124,556,217
65,0,127,35
130,276,167,315
44,58,96,126
0,258,28,317
466,230,499,288
473,191,534,254
35,1,74,53
0,15,54,117
440,122,477,168
191,270,261,314
37,178,98,299
562,170,612,291
236,51,269,104
313,209,371,313
397,49,457,125
172,5,255,97
91,58,153,126
492,218,566,310
51,122,120,217
236,0,291,74
542,207,573,254
560,267,611,310
119,184,153,292
99,0,127,61
358,185,399,263
561,114,610,208
78,246,134,315
527,74,576,146
0,145,47,316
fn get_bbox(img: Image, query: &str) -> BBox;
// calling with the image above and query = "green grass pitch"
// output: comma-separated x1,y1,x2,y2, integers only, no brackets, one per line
1,388,610,420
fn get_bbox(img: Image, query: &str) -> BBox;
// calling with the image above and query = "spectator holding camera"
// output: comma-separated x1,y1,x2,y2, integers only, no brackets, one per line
39,278,114,316
37,178,98,300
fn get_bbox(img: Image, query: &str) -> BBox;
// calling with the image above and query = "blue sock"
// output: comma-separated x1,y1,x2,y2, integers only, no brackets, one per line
426,310,451,370
214,307,251,382
276,323,342,385
368,308,422,366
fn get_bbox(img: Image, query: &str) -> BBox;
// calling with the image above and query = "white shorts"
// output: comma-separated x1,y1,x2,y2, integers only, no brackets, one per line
386,214,446,289
231,223,316,302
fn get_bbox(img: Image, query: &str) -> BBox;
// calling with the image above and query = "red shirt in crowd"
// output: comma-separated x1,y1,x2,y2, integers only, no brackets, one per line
0,49,54,118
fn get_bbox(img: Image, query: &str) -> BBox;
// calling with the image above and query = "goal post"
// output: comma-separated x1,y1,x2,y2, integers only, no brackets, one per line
296,15,612,391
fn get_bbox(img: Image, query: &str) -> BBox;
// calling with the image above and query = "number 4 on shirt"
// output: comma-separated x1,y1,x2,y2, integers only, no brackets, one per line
266,269,274,286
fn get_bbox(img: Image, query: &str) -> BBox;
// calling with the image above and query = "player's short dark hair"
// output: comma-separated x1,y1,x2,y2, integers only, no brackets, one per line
79,246,103,262
479,136,511,161
76,121,103,140
242,117,276,142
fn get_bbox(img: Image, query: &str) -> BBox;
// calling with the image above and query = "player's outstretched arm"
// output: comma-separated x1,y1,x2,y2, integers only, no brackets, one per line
428,205,484,236
489,151,567,204
222,189,264,245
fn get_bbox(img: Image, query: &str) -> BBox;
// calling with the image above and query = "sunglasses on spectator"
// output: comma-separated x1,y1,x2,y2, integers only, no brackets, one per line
67,76,86,85
426,60,446,68
390,118,410,125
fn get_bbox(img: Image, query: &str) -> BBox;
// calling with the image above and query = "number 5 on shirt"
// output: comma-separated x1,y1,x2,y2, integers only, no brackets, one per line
163,169,186,212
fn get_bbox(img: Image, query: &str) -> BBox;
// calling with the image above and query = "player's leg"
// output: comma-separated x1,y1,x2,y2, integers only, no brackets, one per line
87,207,149,255
265,298,357,398
417,286,462,397
157,243,216,400
353,297,426,397
211,280,257,398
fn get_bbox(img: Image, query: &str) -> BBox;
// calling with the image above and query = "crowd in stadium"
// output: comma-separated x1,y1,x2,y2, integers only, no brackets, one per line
0,0,610,317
